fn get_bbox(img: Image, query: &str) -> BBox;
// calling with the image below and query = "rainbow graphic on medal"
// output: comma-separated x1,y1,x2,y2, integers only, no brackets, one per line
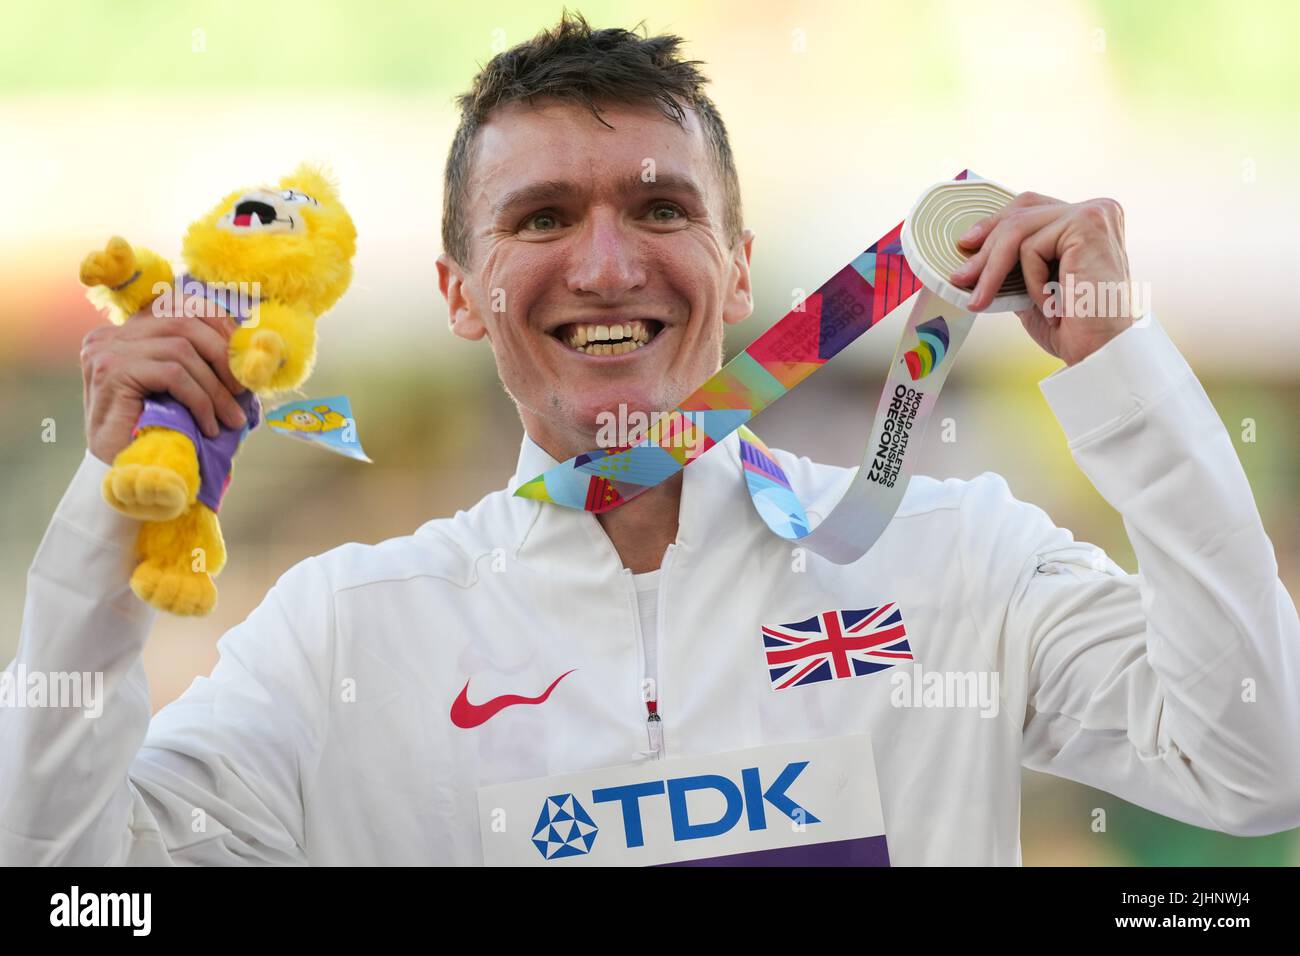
902,317,950,381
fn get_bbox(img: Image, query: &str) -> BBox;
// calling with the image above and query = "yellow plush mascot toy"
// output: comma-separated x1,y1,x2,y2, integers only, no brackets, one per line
79,163,356,616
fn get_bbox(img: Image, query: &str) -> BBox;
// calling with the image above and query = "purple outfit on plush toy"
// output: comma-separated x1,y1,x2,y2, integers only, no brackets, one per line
132,274,262,514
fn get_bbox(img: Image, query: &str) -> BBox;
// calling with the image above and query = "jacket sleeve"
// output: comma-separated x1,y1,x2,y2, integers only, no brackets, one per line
0,450,333,865
963,314,1300,837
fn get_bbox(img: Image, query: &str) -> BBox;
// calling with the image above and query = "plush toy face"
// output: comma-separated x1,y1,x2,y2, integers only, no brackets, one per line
216,186,320,237
181,163,356,315
285,410,322,430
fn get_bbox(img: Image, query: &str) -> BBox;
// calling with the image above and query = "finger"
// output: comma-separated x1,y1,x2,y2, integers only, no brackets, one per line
952,210,1044,286
967,229,1025,311
119,313,246,396
177,289,237,334
950,239,994,290
134,293,235,330
125,359,223,438
956,206,1026,250
178,315,246,396
954,206,1063,310
196,308,240,342
126,301,234,336
956,215,997,250
1013,190,1064,207
1019,244,1054,322
956,190,1064,249
1019,217,1072,317
134,337,248,430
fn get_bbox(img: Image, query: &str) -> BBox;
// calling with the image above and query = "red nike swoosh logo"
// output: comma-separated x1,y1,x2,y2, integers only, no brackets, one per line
449,670,576,729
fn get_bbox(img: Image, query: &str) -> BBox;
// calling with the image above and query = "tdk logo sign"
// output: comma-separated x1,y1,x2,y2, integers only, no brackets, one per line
589,761,820,849
487,738,882,867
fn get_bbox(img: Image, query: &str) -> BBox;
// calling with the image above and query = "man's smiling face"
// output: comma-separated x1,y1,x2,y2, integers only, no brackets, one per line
437,96,754,459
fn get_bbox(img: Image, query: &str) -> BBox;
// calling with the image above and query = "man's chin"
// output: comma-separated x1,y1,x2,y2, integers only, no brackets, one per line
568,392,677,447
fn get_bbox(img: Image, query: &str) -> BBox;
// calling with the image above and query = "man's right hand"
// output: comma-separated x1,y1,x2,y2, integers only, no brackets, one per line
80,306,250,466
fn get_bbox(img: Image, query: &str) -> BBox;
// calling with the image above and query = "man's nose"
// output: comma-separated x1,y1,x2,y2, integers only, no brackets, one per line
566,209,647,297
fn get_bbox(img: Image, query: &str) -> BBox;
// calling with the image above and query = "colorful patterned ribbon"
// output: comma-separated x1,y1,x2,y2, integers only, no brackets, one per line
516,171,983,563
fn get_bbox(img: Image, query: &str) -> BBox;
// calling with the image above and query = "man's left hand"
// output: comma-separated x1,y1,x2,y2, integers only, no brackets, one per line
948,191,1136,367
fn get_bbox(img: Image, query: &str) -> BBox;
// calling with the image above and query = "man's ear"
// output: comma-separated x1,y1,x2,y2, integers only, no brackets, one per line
437,252,487,341
722,228,755,327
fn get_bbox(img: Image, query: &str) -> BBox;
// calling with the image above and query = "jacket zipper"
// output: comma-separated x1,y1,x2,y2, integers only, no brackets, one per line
645,700,664,759
631,543,676,760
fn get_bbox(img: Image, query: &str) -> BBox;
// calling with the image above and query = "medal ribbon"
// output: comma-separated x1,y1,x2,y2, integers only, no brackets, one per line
516,170,1014,563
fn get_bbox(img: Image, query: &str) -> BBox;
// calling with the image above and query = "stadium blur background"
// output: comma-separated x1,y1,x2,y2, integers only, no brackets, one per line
2,0,1297,865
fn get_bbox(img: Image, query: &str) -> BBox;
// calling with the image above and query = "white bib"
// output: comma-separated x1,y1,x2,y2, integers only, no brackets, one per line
477,734,890,866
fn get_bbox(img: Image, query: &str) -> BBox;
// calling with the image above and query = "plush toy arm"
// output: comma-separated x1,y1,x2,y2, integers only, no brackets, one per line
228,300,318,394
80,237,174,324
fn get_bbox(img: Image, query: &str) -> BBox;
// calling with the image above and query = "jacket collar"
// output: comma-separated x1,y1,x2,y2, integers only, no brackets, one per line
506,428,750,570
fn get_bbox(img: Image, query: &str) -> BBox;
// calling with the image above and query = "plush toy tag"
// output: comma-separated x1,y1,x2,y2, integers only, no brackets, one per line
264,395,371,462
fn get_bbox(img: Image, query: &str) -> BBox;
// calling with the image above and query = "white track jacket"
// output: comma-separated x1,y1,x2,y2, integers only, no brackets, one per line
3,314,1299,865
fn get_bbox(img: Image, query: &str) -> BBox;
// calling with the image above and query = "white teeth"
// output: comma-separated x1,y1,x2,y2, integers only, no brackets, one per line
561,319,661,353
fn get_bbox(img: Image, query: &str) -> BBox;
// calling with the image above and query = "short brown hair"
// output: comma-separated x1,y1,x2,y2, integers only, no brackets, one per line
441,9,743,268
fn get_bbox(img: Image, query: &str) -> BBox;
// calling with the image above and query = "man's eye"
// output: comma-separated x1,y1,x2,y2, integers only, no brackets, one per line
648,202,687,222
521,210,561,231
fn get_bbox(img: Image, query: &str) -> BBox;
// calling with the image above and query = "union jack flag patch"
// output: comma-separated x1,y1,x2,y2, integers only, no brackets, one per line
762,603,913,691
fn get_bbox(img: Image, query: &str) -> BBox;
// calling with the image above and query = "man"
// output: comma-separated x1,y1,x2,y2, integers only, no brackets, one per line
3,12,1298,865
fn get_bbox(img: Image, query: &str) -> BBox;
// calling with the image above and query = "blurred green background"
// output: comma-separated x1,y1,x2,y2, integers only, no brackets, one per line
1,0,1297,865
